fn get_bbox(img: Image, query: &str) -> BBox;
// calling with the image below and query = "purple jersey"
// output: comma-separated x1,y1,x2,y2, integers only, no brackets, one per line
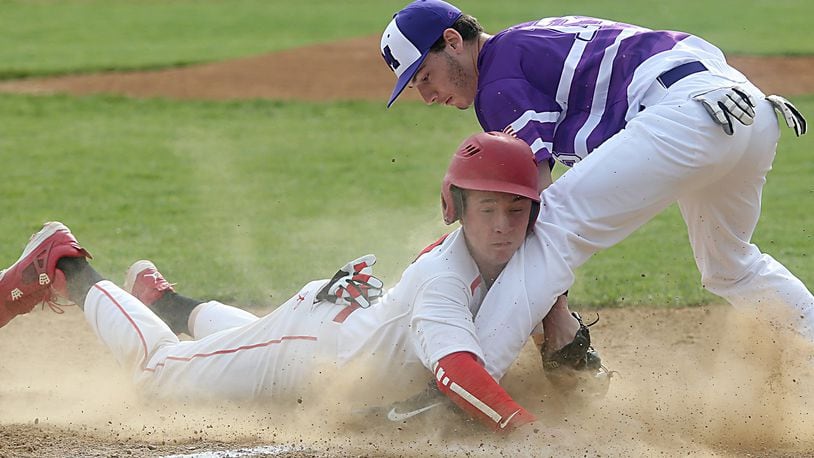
475,16,730,167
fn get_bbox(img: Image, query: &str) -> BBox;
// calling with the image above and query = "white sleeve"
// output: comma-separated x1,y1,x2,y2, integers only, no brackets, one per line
473,239,573,380
410,275,486,371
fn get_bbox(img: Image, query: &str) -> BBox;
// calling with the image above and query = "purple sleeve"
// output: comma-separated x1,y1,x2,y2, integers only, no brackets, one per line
475,78,561,168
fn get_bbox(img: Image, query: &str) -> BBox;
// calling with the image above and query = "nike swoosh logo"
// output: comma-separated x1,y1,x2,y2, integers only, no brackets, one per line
386,402,443,422
498,409,521,429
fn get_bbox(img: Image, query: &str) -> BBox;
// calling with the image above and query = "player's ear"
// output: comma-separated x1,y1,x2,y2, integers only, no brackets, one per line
443,28,463,51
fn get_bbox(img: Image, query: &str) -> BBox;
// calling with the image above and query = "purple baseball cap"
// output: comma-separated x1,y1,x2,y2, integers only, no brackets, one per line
380,0,462,107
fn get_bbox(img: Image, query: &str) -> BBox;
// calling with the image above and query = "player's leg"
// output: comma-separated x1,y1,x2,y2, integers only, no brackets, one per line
124,260,257,338
75,254,343,399
56,255,183,377
678,95,814,339
138,280,344,399
536,109,711,269
536,72,765,270
187,300,258,339
477,73,761,377
474,112,699,378
0,222,91,327
0,222,183,378
78,259,341,399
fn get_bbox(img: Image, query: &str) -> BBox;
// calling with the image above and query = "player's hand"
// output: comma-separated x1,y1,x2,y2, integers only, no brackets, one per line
316,254,384,308
693,86,756,135
766,95,807,137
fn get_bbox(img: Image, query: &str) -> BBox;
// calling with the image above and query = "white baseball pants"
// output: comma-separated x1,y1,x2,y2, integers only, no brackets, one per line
83,280,345,399
537,72,814,338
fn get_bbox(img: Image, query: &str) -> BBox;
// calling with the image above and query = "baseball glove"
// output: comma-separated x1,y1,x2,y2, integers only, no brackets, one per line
542,312,612,398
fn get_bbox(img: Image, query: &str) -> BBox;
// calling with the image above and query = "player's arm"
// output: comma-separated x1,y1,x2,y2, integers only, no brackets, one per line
539,293,579,354
411,277,536,432
433,351,536,432
537,160,553,192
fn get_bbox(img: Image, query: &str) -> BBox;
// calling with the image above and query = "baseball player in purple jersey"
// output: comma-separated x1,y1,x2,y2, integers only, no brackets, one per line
0,132,606,432
381,1,813,343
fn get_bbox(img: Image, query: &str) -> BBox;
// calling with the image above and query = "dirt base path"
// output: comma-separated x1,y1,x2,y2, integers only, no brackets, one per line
1,304,812,457
0,36,812,101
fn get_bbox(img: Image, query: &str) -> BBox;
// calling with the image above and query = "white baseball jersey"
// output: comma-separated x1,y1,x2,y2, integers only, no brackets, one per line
81,228,564,399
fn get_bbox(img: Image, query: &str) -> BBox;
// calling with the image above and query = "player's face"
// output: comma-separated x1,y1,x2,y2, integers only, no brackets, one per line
410,49,478,109
460,190,531,273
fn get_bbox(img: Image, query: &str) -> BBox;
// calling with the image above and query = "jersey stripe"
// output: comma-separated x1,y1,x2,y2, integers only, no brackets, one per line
573,28,638,157
529,138,553,156
94,283,150,371
413,233,450,263
449,381,502,423
508,110,560,133
332,304,360,323
555,26,623,157
553,25,591,110
584,30,690,152
469,276,482,295
146,335,318,372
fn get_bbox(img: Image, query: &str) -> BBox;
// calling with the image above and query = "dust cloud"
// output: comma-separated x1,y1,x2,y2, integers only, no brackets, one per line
2,304,813,456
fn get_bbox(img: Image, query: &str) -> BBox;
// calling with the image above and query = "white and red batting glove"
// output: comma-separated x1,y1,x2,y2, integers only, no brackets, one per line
317,254,384,308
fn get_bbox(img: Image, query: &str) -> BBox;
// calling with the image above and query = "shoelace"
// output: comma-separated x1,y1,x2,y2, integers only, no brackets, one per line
41,290,76,315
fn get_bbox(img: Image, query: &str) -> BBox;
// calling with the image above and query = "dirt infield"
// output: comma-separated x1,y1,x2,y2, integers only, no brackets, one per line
0,36,813,101
1,304,813,457
2,37,814,457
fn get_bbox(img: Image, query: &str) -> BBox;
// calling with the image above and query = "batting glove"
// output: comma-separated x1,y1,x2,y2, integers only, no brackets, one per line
693,86,756,135
766,95,808,137
316,254,384,308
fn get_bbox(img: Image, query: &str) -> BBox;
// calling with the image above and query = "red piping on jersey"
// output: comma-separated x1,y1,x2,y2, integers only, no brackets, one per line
413,233,450,262
332,304,360,323
145,335,318,372
94,283,150,370
469,276,482,295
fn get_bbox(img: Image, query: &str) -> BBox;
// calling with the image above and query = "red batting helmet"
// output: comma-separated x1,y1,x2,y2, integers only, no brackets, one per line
441,131,540,226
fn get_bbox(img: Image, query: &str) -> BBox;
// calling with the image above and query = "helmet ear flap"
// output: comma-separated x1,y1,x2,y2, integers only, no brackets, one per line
441,189,457,225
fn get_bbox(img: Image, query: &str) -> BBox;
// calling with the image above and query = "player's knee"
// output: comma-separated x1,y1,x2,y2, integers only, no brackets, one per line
698,252,771,295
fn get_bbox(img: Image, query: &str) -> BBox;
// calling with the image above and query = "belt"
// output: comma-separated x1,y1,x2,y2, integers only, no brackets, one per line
656,61,707,88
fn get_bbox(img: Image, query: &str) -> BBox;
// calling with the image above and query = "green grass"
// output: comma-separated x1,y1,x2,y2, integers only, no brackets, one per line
0,0,811,310
0,94,479,305
1,94,811,308
0,0,408,78
466,0,814,55
0,0,811,79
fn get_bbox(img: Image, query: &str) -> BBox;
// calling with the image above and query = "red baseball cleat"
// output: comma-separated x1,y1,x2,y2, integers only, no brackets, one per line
123,260,175,306
0,222,92,328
